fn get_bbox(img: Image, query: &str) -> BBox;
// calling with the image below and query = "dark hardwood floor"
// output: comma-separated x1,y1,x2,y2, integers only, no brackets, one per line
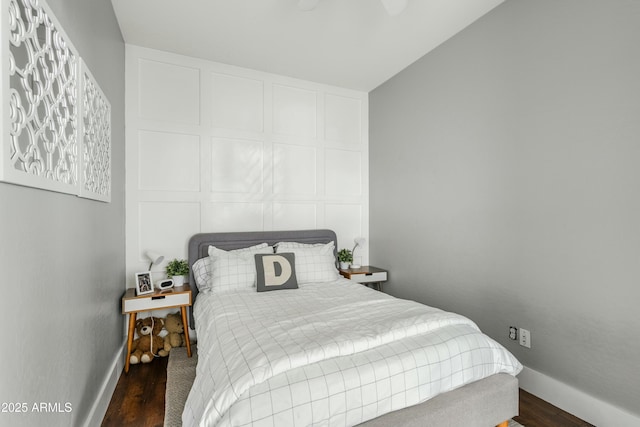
102,358,595,427
513,389,595,427
102,358,168,427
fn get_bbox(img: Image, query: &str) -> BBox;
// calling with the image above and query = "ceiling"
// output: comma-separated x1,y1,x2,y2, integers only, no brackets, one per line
111,0,505,92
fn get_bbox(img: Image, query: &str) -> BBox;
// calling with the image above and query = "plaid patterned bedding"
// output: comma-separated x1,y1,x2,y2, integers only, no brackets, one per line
182,279,522,426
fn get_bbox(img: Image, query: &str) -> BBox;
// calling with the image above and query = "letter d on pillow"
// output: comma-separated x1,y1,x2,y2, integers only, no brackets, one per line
255,253,298,292
262,255,292,286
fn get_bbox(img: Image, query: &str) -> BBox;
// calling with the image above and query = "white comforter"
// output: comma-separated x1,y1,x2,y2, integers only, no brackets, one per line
183,279,522,427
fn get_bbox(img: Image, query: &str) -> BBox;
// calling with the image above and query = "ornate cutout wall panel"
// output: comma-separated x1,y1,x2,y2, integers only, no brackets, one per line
79,60,111,202
0,0,111,202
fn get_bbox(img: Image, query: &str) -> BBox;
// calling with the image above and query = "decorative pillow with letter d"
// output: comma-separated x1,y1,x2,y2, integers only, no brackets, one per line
255,253,298,292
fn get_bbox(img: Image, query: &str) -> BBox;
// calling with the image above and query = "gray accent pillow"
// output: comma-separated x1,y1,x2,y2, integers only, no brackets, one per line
255,253,298,292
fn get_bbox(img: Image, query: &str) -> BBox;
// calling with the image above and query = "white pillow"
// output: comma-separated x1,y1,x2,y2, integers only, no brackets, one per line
209,244,274,292
192,243,272,293
191,257,211,292
275,241,338,284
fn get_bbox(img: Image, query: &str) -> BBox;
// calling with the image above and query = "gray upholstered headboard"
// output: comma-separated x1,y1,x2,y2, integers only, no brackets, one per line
187,229,338,328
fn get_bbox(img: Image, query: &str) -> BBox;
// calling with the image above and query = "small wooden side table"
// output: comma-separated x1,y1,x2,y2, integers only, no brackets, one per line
121,284,193,373
339,266,388,291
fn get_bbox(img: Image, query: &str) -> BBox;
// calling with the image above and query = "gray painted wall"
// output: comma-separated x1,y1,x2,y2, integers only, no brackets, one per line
0,0,124,425
370,0,640,418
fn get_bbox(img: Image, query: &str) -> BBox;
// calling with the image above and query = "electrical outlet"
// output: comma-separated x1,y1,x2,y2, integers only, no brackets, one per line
509,326,518,340
519,328,531,348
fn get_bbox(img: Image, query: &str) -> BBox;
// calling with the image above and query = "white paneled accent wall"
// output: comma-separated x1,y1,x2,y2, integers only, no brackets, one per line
125,46,369,283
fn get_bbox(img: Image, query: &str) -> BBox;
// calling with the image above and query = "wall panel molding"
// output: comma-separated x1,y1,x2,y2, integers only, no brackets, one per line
125,45,368,283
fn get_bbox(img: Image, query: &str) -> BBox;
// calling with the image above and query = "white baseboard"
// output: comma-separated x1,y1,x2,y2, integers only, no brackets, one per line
518,366,640,427
82,340,126,427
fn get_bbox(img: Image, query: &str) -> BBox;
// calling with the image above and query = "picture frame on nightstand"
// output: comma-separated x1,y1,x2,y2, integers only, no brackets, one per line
135,271,154,295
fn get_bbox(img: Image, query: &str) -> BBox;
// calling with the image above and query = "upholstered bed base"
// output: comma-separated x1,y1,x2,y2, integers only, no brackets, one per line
360,373,518,427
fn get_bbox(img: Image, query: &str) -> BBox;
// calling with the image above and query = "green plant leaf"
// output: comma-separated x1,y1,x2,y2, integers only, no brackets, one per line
337,248,353,263
166,258,189,276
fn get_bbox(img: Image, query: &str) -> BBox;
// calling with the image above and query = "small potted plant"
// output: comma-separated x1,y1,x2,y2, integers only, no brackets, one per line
337,249,353,270
166,258,189,286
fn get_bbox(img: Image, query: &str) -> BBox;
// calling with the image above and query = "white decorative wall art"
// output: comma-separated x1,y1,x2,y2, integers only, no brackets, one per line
1,0,111,202
79,60,111,202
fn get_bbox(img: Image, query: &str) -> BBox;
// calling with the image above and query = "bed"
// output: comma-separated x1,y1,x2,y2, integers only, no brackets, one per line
183,229,522,427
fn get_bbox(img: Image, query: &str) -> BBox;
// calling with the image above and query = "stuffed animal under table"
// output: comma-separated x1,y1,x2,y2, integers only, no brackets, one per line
129,316,168,364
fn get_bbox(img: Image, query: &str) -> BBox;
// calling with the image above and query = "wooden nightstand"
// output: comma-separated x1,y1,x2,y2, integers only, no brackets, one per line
121,284,193,373
339,266,388,291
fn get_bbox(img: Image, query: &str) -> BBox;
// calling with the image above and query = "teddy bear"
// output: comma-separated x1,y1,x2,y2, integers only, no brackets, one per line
162,311,187,353
130,316,168,364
